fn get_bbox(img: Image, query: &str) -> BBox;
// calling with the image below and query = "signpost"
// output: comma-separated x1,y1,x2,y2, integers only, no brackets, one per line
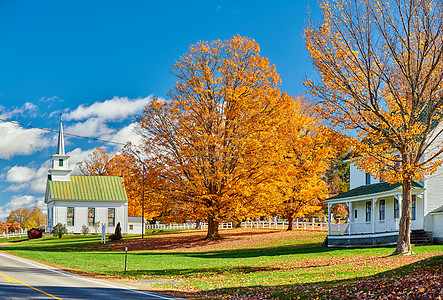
101,223,106,244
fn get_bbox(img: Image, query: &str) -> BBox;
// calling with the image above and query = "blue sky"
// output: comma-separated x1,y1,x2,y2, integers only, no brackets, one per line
0,1,321,221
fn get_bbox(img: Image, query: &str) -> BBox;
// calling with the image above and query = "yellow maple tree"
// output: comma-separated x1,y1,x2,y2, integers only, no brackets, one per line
137,35,291,239
275,95,340,230
305,0,443,254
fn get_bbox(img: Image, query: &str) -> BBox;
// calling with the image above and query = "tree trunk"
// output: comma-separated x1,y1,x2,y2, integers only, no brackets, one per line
233,219,242,228
392,176,413,255
287,214,293,231
195,219,202,230
206,218,220,239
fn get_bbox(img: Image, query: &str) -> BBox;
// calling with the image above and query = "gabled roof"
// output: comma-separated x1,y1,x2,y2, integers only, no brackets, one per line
128,217,146,223
47,175,128,202
327,181,424,202
431,205,443,214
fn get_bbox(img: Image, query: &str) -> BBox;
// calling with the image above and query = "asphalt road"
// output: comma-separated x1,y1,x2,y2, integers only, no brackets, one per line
0,251,185,300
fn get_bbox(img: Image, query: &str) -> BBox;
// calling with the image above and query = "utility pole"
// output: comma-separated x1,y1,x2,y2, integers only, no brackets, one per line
141,165,146,239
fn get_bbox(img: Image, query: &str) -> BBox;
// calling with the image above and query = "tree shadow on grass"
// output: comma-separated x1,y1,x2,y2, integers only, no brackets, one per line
125,265,281,277
199,255,443,300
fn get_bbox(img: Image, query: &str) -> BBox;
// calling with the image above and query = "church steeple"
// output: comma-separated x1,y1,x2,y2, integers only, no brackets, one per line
56,115,65,155
48,117,72,182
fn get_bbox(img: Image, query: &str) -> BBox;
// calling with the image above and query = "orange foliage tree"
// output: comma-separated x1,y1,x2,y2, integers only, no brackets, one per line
275,95,340,230
305,0,443,254
137,35,291,239
6,206,45,230
76,147,162,221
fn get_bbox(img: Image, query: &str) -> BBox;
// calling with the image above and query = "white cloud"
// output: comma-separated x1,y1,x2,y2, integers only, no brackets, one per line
66,147,96,174
0,195,39,220
0,122,50,159
6,166,37,183
102,122,142,149
63,96,152,122
65,118,115,137
0,102,39,120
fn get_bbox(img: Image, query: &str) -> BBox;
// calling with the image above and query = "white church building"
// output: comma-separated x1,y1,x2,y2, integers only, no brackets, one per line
45,120,129,234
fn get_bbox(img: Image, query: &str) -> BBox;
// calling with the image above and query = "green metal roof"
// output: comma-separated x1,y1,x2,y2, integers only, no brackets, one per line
327,181,424,202
48,175,128,202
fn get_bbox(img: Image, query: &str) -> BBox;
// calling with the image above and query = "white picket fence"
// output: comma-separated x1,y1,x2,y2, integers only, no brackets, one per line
0,229,28,239
241,220,328,231
146,222,233,230
145,221,327,231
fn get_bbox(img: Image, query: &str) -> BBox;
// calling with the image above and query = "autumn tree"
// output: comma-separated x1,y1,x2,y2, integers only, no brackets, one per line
0,221,21,234
6,206,46,230
305,0,443,254
77,146,163,221
275,95,338,230
77,147,111,176
137,35,290,239
325,150,350,195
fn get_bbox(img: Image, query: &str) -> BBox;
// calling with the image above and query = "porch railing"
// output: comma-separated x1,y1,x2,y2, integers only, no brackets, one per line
329,218,400,235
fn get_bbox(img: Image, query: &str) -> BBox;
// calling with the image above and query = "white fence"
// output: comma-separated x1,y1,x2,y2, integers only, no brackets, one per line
146,222,233,230
145,221,327,231
0,229,28,239
241,220,328,231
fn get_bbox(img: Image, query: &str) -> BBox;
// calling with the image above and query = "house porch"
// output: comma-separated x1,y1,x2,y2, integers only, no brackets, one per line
326,182,425,247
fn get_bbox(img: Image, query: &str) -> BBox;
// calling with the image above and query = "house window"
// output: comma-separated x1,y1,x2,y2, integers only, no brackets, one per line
108,208,115,227
67,207,74,226
379,199,385,220
354,209,358,219
412,195,416,220
365,173,371,185
129,224,134,230
59,159,63,167
88,208,95,226
366,201,371,222
394,198,399,219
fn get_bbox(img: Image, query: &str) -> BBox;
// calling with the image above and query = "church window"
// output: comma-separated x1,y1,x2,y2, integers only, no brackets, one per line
108,208,115,227
88,208,95,226
67,207,74,226
59,159,63,167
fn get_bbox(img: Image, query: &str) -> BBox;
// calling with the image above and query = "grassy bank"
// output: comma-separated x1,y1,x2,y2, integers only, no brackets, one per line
1,229,442,299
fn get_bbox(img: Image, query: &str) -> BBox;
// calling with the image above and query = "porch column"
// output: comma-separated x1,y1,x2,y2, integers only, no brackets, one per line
327,203,331,236
372,198,377,233
347,201,352,235
398,194,402,222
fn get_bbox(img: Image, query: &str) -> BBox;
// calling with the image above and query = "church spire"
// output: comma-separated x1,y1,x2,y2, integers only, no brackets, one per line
48,115,71,182
56,115,65,155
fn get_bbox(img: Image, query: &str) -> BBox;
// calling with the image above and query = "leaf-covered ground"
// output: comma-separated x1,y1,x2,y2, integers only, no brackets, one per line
1,229,442,299
202,254,443,299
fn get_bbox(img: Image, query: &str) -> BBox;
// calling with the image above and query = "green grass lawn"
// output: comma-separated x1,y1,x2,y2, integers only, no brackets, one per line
0,229,442,299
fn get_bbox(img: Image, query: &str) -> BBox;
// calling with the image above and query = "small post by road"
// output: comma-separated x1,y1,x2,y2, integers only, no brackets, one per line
124,247,128,275
101,223,106,244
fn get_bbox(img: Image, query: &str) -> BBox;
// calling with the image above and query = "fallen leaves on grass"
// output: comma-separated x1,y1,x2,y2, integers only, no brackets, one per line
203,255,443,299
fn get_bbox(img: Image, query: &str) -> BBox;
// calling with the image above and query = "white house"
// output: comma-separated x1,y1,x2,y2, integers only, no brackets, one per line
326,157,443,247
128,216,146,235
45,120,129,234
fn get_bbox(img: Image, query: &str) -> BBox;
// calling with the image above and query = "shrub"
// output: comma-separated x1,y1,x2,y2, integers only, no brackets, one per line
27,228,42,239
81,224,89,236
109,222,122,241
52,223,68,238
93,222,100,234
